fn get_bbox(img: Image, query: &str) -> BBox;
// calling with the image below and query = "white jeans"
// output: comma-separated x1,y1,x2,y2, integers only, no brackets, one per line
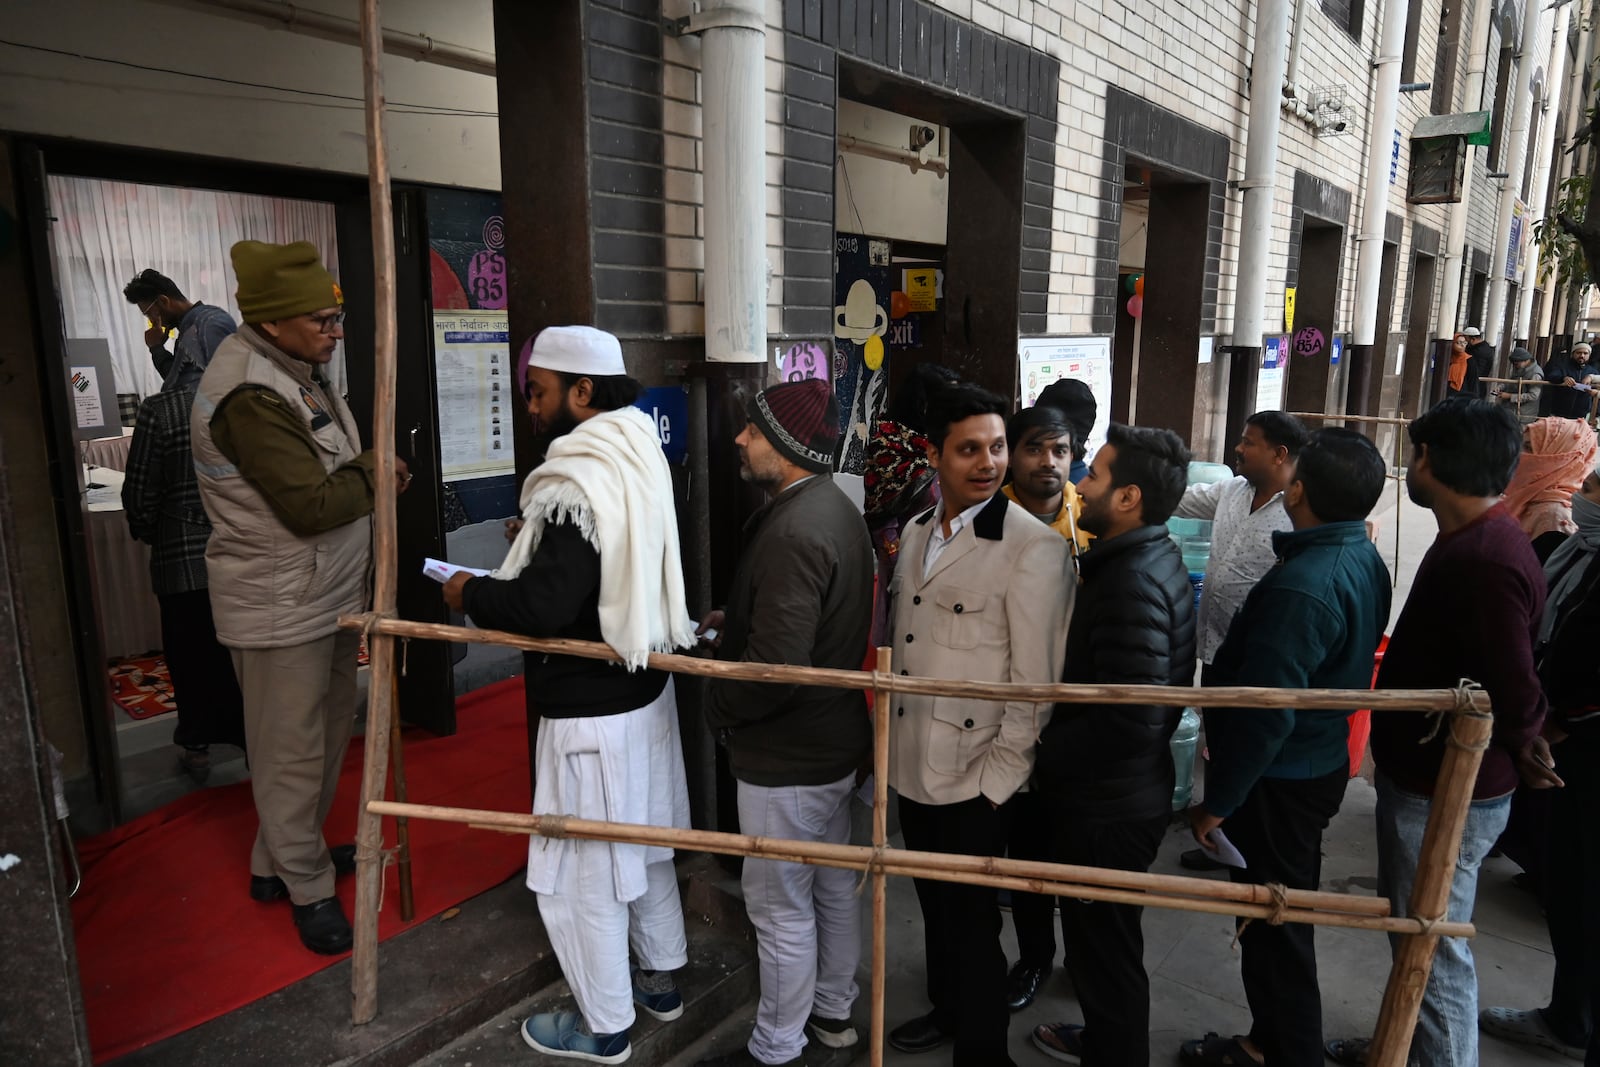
738,773,862,1064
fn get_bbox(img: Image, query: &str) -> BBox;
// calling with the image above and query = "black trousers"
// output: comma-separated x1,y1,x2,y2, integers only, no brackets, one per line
1224,766,1348,1067
899,794,1015,1066
1054,809,1167,1067
1007,789,1058,969
159,589,247,751
1544,733,1600,1064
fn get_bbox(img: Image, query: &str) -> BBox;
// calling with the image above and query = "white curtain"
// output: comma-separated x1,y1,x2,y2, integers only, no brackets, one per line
46,176,344,399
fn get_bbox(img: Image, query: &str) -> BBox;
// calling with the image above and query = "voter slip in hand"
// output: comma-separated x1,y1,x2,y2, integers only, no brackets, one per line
422,557,493,584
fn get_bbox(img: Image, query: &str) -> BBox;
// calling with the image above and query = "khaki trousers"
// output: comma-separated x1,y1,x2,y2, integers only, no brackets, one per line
231,630,359,905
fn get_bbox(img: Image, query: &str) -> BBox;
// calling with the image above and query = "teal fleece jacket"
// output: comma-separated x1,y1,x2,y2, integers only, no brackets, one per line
1202,521,1392,818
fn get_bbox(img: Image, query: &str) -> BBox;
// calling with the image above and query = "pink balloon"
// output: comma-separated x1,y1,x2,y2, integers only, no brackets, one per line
1126,294,1143,318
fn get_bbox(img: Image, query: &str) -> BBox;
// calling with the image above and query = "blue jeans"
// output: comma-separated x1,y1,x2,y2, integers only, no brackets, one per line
1375,773,1512,1067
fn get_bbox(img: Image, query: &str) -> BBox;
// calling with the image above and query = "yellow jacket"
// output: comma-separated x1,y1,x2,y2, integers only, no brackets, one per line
1004,483,1090,556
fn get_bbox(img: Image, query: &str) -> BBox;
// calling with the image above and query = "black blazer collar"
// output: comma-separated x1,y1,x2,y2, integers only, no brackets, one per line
911,491,1009,539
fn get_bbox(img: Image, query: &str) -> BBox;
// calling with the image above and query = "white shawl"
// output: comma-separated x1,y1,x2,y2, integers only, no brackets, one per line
493,406,696,669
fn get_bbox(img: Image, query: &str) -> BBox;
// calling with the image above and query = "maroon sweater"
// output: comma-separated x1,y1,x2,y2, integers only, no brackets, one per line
1371,504,1548,799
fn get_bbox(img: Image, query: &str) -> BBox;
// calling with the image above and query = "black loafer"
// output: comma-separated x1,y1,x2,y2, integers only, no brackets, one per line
1006,961,1052,1012
888,1012,950,1054
249,844,358,903
292,896,353,955
1179,847,1227,872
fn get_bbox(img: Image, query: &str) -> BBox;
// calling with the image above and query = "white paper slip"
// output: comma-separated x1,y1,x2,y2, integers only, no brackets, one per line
1203,828,1248,870
422,557,492,584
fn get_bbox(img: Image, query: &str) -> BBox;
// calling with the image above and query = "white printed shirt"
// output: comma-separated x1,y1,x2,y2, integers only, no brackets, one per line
1174,476,1291,664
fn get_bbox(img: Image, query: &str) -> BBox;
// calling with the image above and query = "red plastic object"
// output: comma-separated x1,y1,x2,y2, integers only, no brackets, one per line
1347,634,1389,777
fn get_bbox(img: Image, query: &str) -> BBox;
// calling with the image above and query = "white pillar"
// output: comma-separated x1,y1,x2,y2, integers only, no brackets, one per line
1434,0,1498,339
1484,0,1548,355
1233,0,1293,357
1516,3,1571,345
1353,0,1408,349
699,0,768,363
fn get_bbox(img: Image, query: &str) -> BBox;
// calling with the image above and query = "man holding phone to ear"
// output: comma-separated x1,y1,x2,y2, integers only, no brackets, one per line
123,268,237,391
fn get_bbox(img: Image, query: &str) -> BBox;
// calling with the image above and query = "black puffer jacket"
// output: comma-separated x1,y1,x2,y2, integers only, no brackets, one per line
1035,523,1197,821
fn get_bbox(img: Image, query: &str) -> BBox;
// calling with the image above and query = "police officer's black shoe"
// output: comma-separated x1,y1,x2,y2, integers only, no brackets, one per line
292,897,353,955
1006,961,1052,1012
249,844,358,902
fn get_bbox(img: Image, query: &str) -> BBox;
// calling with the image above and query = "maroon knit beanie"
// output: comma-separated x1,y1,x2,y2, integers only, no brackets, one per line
748,379,839,473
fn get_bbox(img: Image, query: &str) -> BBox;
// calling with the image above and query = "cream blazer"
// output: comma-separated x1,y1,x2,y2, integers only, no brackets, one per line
886,491,1075,806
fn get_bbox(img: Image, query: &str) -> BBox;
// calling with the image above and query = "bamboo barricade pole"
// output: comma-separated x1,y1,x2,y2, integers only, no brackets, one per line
339,614,1485,716
352,0,401,1025
388,675,414,922
869,647,891,1067
1366,705,1495,1067
371,800,1472,938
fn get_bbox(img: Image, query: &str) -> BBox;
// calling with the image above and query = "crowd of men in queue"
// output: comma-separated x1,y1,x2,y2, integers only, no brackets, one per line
122,242,1597,1066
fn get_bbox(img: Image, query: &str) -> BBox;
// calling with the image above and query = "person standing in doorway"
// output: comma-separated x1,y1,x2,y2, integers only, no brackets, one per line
996,403,1085,1013
696,379,874,1067
1325,398,1559,1067
885,379,1074,1066
1170,411,1308,872
1178,429,1391,1067
443,325,696,1066
122,331,246,783
1495,348,1543,425
191,240,408,956
1464,326,1495,398
123,268,238,391
1031,424,1196,1067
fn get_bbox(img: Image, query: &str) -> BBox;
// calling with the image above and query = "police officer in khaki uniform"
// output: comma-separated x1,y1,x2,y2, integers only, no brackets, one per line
191,240,409,954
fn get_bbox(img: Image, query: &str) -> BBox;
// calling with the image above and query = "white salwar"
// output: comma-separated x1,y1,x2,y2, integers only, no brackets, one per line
529,677,692,1035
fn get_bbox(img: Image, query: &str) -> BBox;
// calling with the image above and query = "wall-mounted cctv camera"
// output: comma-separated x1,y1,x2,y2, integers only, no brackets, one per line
1333,120,1347,132
909,124,936,150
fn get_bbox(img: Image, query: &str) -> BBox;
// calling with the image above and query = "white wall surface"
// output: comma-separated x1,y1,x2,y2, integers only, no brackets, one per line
833,98,950,245
0,0,500,190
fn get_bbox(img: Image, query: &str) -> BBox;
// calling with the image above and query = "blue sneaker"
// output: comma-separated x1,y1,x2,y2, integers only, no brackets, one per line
631,967,683,1021
519,1011,631,1064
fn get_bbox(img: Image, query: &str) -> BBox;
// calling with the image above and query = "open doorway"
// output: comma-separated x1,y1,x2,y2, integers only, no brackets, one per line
1284,220,1346,416
1400,251,1437,417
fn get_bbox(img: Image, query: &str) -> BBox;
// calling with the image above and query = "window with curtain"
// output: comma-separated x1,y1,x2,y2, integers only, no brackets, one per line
46,175,344,400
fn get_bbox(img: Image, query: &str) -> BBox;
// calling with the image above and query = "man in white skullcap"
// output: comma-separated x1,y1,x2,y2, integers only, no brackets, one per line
443,325,698,1064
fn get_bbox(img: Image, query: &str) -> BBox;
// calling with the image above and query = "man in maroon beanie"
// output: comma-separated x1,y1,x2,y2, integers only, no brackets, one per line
697,378,875,1067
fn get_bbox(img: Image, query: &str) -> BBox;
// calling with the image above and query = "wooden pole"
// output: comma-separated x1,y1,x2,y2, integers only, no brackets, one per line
1365,707,1495,1066
388,675,414,922
869,647,891,1067
338,614,1487,717
352,0,401,1026
371,800,1476,938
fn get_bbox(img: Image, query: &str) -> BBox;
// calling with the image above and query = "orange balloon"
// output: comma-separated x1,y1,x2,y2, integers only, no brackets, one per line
1134,276,1145,297
890,291,911,319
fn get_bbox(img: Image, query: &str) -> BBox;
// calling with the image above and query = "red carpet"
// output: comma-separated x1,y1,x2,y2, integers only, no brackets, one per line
72,677,531,1063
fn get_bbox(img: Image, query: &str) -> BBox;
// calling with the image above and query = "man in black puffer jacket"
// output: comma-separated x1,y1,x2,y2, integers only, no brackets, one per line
1030,423,1197,1067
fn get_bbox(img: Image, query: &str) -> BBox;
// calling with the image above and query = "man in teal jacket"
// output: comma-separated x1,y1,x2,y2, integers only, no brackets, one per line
1179,428,1392,1067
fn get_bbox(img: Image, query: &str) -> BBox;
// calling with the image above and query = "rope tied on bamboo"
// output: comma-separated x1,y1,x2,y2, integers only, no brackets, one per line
354,838,402,913
355,611,410,676
541,814,573,839
854,845,890,897
1416,680,1491,750
1231,881,1294,948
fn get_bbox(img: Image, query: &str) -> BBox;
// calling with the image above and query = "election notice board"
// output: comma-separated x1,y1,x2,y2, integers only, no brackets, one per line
1018,336,1113,460
433,311,516,479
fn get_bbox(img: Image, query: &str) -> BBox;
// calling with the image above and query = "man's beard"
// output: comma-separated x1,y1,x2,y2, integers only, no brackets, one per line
533,400,580,449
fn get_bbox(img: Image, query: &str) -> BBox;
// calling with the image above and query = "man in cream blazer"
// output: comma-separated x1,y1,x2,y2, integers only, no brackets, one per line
884,379,1075,1066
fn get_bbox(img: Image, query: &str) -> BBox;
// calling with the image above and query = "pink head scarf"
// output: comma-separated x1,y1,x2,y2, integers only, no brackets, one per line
1503,416,1600,540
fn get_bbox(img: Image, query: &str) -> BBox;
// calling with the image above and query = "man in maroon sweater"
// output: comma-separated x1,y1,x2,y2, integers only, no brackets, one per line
1327,398,1561,1067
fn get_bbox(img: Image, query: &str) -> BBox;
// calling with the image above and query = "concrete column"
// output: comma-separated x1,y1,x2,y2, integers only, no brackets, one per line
1432,0,1498,358
1484,0,1548,362
1227,0,1292,431
699,0,768,363
1350,0,1409,416
1516,3,1571,347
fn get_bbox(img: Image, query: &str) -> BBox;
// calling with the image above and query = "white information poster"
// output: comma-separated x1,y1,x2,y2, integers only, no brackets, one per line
70,365,106,430
1018,336,1113,459
433,310,516,479
1256,336,1286,413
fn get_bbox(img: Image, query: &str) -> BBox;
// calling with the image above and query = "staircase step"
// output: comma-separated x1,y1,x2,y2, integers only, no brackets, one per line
415,925,755,1066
